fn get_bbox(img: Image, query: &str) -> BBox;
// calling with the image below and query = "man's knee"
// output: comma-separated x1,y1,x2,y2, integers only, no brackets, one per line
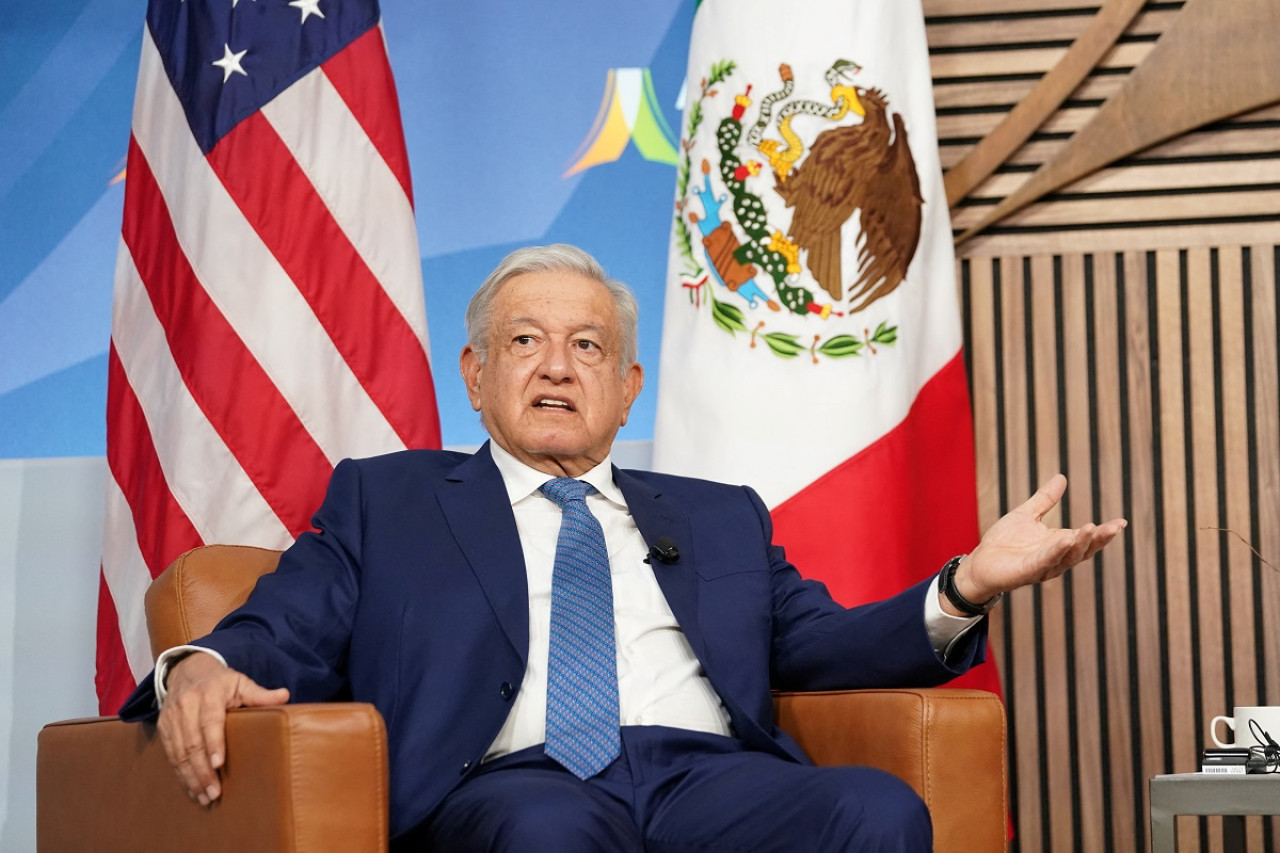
823,768,932,852
486,794,637,850
421,774,642,852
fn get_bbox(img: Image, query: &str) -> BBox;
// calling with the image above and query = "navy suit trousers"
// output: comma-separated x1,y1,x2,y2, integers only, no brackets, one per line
399,726,931,853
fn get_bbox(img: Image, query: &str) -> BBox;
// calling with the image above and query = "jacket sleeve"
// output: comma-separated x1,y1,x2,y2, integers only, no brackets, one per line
746,486,988,691
118,458,369,720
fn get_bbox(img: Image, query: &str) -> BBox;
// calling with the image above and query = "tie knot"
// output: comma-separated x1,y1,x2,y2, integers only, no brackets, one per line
540,477,591,507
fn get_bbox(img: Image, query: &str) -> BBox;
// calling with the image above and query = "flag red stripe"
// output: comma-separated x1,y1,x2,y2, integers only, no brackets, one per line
95,570,138,714
770,353,1002,694
772,353,979,604
205,113,440,450
106,344,205,575
321,26,415,206
121,139,332,536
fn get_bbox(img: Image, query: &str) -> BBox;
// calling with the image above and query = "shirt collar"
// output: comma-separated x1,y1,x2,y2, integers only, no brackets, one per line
488,440,627,509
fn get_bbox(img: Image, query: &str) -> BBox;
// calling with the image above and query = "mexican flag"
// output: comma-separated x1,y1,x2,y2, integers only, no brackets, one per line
653,0,999,694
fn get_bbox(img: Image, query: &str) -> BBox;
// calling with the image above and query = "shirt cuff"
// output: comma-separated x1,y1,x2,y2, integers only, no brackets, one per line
924,574,983,659
154,645,228,707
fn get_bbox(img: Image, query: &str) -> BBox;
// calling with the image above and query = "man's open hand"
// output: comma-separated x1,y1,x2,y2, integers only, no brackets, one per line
945,474,1126,614
157,653,289,806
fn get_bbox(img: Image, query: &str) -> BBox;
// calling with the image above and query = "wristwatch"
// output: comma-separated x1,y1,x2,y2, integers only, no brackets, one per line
939,554,1002,616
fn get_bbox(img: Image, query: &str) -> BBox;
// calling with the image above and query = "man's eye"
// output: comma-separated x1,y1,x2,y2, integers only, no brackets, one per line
574,340,598,351
514,335,534,345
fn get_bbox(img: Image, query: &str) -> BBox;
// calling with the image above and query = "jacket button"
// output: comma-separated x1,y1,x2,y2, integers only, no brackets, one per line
499,682,515,700
460,760,473,775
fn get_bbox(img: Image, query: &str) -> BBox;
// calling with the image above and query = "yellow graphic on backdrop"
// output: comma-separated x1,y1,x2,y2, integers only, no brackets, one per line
563,68,680,177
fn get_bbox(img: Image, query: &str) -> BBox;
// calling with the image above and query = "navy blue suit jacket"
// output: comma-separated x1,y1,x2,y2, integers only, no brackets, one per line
122,443,985,837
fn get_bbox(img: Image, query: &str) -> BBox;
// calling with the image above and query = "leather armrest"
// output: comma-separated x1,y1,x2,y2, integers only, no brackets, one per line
145,544,283,657
38,703,388,853
774,688,1007,853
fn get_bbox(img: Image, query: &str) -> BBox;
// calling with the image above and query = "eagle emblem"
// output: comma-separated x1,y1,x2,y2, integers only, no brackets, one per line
673,58,923,361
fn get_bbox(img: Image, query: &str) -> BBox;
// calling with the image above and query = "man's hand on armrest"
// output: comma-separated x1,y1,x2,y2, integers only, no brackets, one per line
157,652,290,807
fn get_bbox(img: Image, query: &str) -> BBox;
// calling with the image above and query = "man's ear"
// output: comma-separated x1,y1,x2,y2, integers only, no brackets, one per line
619,362,644,426
459,346,483,412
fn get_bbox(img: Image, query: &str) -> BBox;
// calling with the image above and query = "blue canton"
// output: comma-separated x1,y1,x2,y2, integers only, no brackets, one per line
147,0,380,153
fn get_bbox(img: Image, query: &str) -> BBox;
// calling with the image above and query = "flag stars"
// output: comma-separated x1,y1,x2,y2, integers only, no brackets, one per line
212,43,248,83
289,0,325,23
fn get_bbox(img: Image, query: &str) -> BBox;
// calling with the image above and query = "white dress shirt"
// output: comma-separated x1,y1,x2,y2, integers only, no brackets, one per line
483,442,732,759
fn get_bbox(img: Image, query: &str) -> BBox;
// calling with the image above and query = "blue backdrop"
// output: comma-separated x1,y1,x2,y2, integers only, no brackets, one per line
0,0,695,457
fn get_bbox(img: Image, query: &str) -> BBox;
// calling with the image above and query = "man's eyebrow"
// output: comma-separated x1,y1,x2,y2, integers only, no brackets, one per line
499,318,611,337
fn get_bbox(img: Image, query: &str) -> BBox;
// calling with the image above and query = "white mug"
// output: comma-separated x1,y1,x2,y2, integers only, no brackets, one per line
1211,706,1280,749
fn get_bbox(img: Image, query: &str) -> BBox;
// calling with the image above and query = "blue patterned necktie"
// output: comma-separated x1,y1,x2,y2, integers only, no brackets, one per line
539,477,621,779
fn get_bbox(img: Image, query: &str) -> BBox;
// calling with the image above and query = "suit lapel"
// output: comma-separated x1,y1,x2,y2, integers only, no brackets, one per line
613,468,708,662
437,443,530,660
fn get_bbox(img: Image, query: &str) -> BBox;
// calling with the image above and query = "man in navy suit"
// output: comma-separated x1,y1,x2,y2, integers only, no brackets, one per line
125,244,1125,851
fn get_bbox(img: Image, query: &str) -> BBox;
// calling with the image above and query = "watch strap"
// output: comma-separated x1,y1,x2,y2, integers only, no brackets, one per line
940,554,1002,616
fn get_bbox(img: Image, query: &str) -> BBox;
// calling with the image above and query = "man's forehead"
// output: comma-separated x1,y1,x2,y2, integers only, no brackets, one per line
496,314,618,339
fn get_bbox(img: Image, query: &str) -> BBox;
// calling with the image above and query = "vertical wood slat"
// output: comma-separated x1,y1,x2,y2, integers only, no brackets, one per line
999,257,1042,851
1121,250,1166,853
1090,253,1139,853
1026,256,1068,852
959,240,1280,852
1060,252,1103,850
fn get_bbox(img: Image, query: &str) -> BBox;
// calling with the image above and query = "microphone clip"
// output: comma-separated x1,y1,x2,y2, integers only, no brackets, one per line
645,536,680,565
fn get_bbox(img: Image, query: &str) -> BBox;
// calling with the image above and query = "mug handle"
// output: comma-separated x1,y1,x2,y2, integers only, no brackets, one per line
1211,715,1236,748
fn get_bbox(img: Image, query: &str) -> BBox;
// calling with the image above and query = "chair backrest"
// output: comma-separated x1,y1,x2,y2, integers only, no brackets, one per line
145,544,283,657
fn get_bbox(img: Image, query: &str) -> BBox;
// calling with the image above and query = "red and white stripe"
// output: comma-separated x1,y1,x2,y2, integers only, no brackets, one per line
97,23,439,713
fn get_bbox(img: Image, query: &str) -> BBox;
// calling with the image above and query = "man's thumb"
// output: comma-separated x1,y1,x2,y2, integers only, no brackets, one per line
238,680,290,708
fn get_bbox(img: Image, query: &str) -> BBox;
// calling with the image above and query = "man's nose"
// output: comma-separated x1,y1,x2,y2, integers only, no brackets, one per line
539,340,575,381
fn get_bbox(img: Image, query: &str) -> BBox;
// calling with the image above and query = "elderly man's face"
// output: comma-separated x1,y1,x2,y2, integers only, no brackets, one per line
460,270,643,478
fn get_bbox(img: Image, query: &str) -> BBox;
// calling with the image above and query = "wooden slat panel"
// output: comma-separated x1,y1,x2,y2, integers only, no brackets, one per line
1251,246,1280,718
925,7,1174,50
1029,256,1075,851
1218,243,1268,853
938,105,1109,144
939,126,1280,170
931,5,1280,850
968,158,1280,201
950,189,1280,231
1060,252,1105,852
933,72,1128,111
999,256,1044,851
930,41,1153,80
925,0,1106,16
941,126,1280,179
958,222,1280,258
1120,250,1167,853
1089,252,1140,852
967,259,1002,533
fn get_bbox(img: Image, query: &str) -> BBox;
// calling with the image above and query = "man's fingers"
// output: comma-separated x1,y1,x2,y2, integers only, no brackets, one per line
156,664,286,808
1051,518,1128,573
159,700,223,805
1020,473,1067,522
1078,518,1128,564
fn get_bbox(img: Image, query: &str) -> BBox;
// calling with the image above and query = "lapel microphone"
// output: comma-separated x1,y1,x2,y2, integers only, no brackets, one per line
645,536,680,565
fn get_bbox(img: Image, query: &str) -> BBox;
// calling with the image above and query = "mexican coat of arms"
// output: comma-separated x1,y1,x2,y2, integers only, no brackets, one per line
674,58,924,362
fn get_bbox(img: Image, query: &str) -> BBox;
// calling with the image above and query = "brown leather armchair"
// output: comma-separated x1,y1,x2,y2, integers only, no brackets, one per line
38,545,1008,852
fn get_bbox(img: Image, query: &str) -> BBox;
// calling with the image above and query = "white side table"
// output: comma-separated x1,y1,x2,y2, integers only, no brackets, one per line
1149,772,1280,852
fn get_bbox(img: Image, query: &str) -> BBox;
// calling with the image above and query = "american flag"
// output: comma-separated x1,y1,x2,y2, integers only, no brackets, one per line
98,0,440,713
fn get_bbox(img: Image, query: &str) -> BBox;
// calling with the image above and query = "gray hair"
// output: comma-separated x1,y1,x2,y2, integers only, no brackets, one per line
464,244,640,375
